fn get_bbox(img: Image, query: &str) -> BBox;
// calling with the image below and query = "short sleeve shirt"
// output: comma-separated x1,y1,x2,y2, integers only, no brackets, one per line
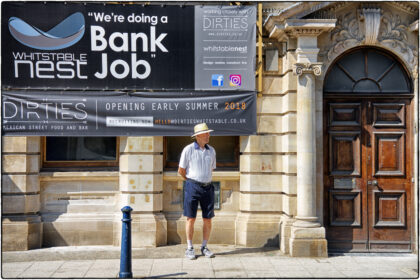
179,142,216,183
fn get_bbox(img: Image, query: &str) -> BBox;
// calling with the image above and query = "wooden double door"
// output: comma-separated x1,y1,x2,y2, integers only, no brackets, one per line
324,98,413,252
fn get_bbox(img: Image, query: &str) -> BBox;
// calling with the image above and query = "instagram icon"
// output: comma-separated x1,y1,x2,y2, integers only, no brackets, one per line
229,75,242,86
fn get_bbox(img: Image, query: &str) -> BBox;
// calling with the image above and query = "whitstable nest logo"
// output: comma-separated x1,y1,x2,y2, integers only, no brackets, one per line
8,12,85,50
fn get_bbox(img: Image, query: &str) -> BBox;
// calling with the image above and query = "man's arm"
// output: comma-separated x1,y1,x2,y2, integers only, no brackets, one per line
178,167,187,180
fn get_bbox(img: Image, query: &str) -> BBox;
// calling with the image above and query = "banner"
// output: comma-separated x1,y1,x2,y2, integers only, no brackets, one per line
2,91,256,136
2,2,256,91
194,6,256,90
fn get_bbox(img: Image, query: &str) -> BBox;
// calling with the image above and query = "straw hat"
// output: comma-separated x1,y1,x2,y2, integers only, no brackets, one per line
192,123,214,137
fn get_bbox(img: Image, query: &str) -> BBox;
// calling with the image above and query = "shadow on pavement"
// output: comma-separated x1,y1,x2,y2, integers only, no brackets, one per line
150,272,188,278
215,247,279,256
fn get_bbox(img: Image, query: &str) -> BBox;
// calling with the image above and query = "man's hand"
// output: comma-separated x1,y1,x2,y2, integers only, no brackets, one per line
178,167,187,180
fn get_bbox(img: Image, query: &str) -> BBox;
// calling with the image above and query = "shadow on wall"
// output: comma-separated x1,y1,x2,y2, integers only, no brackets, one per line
264,234,280,247
40,187,70,247
165,212,183,245
2,175,45,251
41,210,69,248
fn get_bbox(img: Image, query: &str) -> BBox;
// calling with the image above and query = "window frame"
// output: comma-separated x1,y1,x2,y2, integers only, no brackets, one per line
42,136,120,169
323,47,412,94
163,136,240,170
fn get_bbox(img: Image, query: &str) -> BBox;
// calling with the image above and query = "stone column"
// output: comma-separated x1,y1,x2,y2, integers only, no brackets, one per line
2,137,42,251
289,32,327,257
294,62,322,228
117,136,167,247
265,18,336,256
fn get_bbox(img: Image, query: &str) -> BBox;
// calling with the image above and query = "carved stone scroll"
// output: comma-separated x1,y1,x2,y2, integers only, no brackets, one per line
323,8,418,74
293,62,323,76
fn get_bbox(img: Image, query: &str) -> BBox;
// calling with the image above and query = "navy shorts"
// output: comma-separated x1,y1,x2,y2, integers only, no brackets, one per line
183,180,215,219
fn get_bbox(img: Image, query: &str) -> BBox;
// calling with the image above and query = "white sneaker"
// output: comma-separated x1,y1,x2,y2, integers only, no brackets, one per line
185,248,196,260
201,246,215,258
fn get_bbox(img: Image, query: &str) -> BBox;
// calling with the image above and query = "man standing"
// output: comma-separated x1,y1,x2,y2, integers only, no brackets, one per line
178,123,216,260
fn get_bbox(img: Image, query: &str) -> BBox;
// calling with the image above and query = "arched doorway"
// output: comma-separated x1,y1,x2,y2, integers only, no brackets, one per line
323,47,413,252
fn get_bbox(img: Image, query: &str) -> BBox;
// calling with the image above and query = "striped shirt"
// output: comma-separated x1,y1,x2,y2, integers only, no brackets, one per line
179,142,216,183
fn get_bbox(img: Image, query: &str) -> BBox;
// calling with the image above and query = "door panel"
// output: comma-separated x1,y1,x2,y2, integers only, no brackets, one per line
372,103,405,127
325,98,412,252
372,191,406,227
329,190,362,227
373,132,405,176
329,103,362,126
329,132,361,176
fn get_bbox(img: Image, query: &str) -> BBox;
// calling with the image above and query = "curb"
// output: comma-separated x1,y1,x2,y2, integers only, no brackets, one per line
2,245,283,262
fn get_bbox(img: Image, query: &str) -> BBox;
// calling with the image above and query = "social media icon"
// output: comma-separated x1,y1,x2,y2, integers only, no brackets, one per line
229,74,242,86
212,74,224,87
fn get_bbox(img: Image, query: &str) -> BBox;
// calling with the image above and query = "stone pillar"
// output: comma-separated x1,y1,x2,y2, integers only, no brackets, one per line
289,33,327,257
2,137,42,251
264,18,336,257
294,62,322,227
118,137,167,247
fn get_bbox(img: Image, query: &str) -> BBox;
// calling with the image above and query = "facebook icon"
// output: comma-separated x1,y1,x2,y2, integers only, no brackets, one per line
211,74,224,87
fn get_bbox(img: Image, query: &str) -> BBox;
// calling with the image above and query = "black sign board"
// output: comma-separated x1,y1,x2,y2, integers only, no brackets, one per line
2,91,256,136
2,2,195,90
2,2,256,91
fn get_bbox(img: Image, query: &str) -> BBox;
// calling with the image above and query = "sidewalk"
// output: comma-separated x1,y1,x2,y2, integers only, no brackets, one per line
2,245,418,278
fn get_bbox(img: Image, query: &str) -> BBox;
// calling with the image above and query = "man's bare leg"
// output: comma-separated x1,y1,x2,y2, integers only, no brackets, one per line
186,217,196,246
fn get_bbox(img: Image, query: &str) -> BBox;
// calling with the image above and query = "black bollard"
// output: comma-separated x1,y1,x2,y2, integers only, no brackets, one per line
119,206,133,278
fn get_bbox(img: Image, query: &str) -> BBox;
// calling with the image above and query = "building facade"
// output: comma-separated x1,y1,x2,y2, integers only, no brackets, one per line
2,1,418,257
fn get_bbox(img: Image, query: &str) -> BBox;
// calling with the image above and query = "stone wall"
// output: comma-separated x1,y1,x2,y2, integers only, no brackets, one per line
2,137,42,251
235,48,298,248
118,136,167,247
40,172,118,246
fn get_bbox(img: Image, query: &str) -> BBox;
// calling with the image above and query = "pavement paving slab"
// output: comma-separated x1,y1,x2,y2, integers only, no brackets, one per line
214,270,248,278
182,258,211,270
276,269,313,277
18,261,65,278
2,262,34,278
211,258,244,271
180,270,216,278
240,256,275,270
132,269,153,278
132,258,154,271
305,267,346,278
85,269,119,278
246,269,280,278
51,260,94,278
339,270,372,278
1,245,418,279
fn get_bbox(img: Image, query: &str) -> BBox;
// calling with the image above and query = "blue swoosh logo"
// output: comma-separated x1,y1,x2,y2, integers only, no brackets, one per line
8,12,85,50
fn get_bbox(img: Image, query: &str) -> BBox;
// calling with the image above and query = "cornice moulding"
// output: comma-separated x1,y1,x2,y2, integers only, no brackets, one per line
263,2,324,32
384,1,418,16
269,19,336,40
